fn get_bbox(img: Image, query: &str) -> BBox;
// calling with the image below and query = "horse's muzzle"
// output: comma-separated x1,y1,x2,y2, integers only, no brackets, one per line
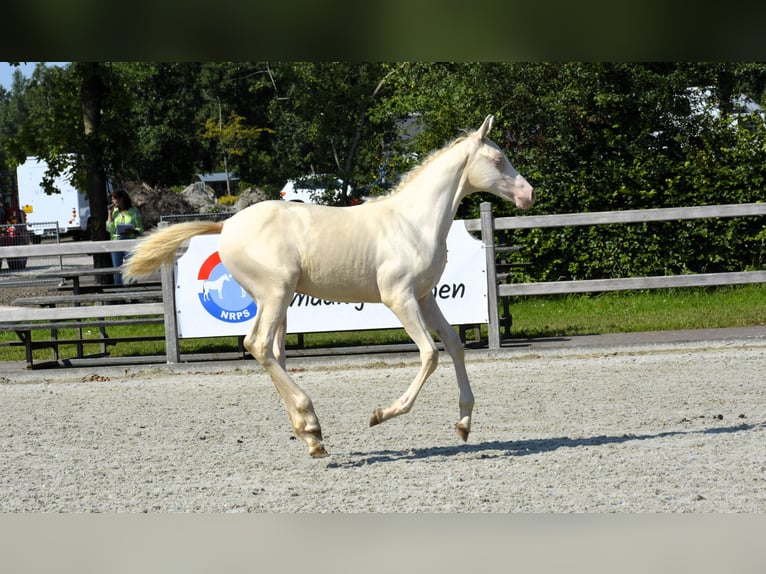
515,186,535,210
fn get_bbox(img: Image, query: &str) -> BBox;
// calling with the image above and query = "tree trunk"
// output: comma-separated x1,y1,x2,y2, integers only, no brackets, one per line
78,62,112,277
340,65,402,206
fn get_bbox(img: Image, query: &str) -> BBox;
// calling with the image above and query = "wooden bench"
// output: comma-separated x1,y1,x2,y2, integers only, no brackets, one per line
35,267,160,294
5,264,166,365
454,243,528,345
12,290,164,351
0,238,180,368
0,302,166,368
11,291,163,307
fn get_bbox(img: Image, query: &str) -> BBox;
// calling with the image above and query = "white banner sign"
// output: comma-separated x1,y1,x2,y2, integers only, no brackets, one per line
174,220,488,338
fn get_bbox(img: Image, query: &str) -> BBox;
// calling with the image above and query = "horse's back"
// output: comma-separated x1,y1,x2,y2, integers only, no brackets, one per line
222,200,349,248
218,200,390,302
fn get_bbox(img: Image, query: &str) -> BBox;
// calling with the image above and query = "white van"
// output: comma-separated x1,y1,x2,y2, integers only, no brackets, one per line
16,157,91,239
279,175,349,204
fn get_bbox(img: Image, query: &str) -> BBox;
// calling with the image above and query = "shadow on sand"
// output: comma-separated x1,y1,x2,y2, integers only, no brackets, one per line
328,420,764,468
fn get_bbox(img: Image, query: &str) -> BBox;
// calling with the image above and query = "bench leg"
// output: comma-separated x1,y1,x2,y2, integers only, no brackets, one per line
14,330,34,368
77,325,84,357
49,326,60,361
99,322,108,355
501,297,512,339
458,324,481,344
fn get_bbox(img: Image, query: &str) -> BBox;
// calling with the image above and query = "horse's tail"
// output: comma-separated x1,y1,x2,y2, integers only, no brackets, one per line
123,221,224,280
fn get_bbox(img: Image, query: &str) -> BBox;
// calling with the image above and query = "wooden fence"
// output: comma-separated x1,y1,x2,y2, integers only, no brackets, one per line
2,202,764,364
467,201,766,349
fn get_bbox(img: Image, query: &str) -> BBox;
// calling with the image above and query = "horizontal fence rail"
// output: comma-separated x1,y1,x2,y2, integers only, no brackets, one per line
499,271,766,297
475,201,766,349
466,202,766,231
159,212,235,224
0,239,142,258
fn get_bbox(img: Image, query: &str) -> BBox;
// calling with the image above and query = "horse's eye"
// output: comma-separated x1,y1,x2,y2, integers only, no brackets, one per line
493,157,502,167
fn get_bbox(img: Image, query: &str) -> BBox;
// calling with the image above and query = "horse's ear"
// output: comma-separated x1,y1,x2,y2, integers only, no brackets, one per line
478,115,494,139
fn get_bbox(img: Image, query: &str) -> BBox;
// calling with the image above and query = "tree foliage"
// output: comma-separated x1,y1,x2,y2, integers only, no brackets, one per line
266,62,403,204
1,62,764,280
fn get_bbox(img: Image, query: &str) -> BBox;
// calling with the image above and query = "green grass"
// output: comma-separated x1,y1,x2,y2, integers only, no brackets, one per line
507,284,766,338
1,284,764,363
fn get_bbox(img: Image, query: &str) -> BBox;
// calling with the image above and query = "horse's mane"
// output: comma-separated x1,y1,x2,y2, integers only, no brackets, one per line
367,135,468,203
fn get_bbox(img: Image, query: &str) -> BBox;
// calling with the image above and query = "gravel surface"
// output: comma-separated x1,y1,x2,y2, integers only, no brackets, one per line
1,338,764,512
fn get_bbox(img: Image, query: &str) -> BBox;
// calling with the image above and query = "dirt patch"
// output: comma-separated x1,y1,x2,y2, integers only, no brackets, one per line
0,284,54,306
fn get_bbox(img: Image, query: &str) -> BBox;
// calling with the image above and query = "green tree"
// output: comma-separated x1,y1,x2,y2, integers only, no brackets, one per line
77,62,111,246
110,62,207,186
110,62,280,188
386,62,766,279
201,108,272,194
267,62,403,204
195,62,280,185
1,63,123,254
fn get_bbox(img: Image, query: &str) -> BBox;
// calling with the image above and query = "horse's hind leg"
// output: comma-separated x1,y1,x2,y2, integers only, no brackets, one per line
244,294,327,458
273,318,287,370
420,294,473,441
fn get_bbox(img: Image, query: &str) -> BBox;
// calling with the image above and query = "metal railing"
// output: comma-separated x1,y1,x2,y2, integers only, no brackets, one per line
0,221,63,286
159,211,235,225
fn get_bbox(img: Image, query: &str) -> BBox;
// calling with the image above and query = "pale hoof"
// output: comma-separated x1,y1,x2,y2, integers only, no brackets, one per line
455,422,470,442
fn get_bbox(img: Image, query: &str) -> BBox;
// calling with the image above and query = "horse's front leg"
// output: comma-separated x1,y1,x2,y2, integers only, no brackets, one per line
369,294,439,427
420,294,473,441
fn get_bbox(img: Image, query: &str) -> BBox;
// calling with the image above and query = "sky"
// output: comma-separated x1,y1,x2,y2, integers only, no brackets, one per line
0,62,67,90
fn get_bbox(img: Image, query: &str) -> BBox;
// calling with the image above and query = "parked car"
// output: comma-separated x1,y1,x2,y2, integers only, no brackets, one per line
280,175,367,205
0,223,30,270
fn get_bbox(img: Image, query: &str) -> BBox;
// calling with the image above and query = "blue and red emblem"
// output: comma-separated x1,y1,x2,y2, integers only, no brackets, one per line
197,251,256,323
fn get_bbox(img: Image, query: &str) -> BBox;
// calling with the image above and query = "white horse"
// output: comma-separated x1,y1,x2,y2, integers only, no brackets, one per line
124,115,534,457
202,273,231,300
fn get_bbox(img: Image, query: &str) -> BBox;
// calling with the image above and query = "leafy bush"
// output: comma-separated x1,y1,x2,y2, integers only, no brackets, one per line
217,194,238,206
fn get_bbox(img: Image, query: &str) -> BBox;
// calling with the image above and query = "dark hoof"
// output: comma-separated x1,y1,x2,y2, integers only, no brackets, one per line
309,445,329,458
455,422,469,442
369,408,384,427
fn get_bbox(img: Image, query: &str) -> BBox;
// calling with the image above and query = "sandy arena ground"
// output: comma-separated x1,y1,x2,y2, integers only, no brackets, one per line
1,334,764,513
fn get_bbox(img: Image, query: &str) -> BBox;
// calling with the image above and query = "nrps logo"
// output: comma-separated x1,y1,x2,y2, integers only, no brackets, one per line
197,251,256,323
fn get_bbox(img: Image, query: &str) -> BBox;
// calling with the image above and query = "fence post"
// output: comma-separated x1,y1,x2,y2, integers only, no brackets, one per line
160,260,180,363
480,202,501,350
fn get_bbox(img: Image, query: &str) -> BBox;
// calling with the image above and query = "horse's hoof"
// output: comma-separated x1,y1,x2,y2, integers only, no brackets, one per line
309,445,329,458
369,408,383,427
455,422,470,442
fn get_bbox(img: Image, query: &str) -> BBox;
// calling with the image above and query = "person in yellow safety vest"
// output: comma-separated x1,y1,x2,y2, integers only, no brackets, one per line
106,188,144,285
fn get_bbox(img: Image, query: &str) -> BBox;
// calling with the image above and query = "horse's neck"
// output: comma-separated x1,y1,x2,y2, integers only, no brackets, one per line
388,143,469,242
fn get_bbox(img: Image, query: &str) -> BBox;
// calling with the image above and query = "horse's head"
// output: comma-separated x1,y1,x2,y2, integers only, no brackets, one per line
465,115,535,210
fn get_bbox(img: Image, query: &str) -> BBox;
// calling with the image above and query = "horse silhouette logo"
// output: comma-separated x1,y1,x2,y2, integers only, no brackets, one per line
197,251,256,322
202,273,231,300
